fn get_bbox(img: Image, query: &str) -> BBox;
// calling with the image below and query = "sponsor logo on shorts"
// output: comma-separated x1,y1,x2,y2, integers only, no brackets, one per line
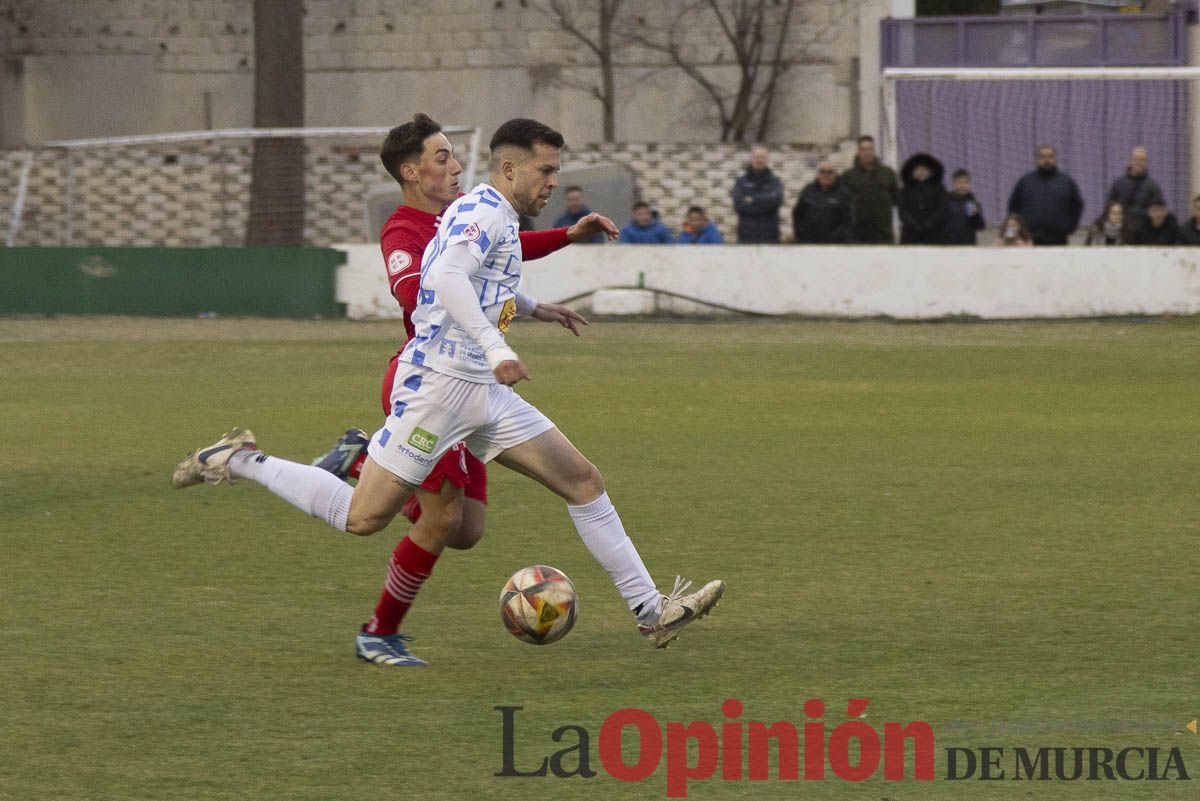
397,443,434,466
408,427,439,454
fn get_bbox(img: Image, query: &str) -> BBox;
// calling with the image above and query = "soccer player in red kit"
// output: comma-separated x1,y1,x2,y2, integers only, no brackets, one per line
311,113,617,665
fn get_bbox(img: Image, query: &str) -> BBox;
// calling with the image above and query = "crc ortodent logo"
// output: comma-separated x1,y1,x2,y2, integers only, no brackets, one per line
407,427,439,454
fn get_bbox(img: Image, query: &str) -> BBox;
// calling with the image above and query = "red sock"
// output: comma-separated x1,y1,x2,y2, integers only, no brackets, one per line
365,536,439,635
348,451,366,480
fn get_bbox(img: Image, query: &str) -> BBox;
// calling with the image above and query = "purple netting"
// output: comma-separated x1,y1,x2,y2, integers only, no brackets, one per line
897,80,1190,230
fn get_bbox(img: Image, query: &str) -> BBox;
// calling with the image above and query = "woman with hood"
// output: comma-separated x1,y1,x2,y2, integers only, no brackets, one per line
898,152,950,245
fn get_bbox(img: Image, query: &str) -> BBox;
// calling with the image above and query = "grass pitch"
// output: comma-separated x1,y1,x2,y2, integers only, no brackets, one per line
1,316,1197,800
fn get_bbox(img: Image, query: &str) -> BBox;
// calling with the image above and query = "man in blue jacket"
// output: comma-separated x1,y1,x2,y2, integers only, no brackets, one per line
618,201,672,244
732,146,783,243
676,206,724,244
1007,145,1084,245
553,186,606,244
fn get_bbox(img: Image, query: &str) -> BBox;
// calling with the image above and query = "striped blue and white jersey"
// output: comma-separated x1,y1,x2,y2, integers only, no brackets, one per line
399,183,523,382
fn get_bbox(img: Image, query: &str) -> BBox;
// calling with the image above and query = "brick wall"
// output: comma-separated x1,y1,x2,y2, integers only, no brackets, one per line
0,1,860,145
2,136,856,246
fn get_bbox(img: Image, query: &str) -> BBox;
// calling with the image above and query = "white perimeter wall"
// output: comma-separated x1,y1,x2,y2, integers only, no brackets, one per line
335,244,1200,320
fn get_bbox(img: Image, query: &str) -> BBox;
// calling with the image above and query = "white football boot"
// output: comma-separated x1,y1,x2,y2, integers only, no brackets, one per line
638,576,726,649
171,427,258,488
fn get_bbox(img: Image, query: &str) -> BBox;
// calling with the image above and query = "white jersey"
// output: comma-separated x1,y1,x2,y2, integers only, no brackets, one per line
399,183,523,382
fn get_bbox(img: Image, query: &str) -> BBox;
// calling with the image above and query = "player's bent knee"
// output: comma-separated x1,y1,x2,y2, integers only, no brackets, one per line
446,521,484,550
570,461,605,505
344,511,393,536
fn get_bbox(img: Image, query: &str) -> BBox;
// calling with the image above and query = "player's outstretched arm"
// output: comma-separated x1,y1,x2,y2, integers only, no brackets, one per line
567,212,618,243
530,303,589,336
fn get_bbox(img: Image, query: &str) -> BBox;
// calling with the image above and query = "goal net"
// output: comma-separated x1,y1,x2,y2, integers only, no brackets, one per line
4,125,481,248
880,67,1200,240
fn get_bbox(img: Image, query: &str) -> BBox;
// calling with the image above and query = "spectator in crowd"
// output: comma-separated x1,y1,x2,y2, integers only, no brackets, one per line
1084,202,1134,246
618,201,672,244
997,213,1034,247
945,168,985,245
1179,194,1200,245
841,134,898,244
1105,146,1165,234
1006,144,1084,246
898,152,949,245
1133,200,1180,246
792,160,854,244
676,206,724,244
732,145,784,243
554,186,607,243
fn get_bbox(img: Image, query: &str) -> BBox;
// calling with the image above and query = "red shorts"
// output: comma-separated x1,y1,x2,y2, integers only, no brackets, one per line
382,352,487,523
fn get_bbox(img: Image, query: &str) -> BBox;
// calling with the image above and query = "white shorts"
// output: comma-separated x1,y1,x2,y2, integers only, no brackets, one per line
366,364,555,485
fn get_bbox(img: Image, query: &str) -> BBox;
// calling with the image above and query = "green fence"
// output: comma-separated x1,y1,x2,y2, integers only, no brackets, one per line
0,248,346,317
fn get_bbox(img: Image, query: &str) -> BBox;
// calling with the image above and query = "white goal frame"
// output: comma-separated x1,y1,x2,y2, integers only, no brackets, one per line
880,65,1200,198
9,125,481,247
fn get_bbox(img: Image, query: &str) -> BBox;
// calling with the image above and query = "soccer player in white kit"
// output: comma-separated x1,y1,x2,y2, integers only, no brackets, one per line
172,118,725,662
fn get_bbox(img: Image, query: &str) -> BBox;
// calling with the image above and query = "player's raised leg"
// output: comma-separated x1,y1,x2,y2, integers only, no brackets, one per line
495,426,725,649
172,427,359,532
172,426,420,536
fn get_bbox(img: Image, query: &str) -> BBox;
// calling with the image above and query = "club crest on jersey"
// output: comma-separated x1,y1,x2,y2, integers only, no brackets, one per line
465,222,482,242
498,297,517,333
387,250,412,276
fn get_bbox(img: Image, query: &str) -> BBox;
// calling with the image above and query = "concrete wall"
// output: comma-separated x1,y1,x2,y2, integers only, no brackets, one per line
0,0,883,147
335,242,1200,319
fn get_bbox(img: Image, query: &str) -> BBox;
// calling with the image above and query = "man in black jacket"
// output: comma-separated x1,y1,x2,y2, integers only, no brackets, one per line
1007,145,1084,245
1105,146,1165,234
732,146,784,243
793,161,854,243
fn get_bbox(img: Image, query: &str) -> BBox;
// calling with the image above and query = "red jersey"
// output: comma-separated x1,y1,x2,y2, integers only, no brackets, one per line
379,203,574,341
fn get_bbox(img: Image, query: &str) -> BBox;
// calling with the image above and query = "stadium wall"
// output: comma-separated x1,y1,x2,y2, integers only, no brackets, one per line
0,247,345,317
0,141,841,249
0,0,865,148
336,243,1200,320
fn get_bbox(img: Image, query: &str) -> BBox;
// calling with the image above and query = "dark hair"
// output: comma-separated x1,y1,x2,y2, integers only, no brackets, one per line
489,118,565,153
857,135,875,145
380,113,442,184
1091,202,1135,245
952,168,970,180
1147,199,1168,209
686,205,706,216
632,201,651,211
564,185,584,194
1001,213,1033,243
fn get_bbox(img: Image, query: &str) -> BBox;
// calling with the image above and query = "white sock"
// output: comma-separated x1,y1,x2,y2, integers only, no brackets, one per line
567,491,661,619
229,451,353,531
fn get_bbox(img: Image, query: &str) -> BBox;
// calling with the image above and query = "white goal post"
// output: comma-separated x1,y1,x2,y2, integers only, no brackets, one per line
880,66,1200,236
882,65,1200,174
8,125,482,247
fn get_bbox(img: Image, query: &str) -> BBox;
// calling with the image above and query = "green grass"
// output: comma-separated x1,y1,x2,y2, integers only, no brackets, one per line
1,317,1197,800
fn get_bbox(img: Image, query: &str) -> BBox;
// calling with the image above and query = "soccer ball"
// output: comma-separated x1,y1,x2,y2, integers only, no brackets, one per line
499,565,578,645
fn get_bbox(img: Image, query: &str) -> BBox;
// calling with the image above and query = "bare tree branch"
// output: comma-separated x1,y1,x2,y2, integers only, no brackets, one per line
627,0,864,143
538,0,625,141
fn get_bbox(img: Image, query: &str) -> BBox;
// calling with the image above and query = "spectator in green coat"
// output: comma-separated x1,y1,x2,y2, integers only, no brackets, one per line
840,135,898,244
